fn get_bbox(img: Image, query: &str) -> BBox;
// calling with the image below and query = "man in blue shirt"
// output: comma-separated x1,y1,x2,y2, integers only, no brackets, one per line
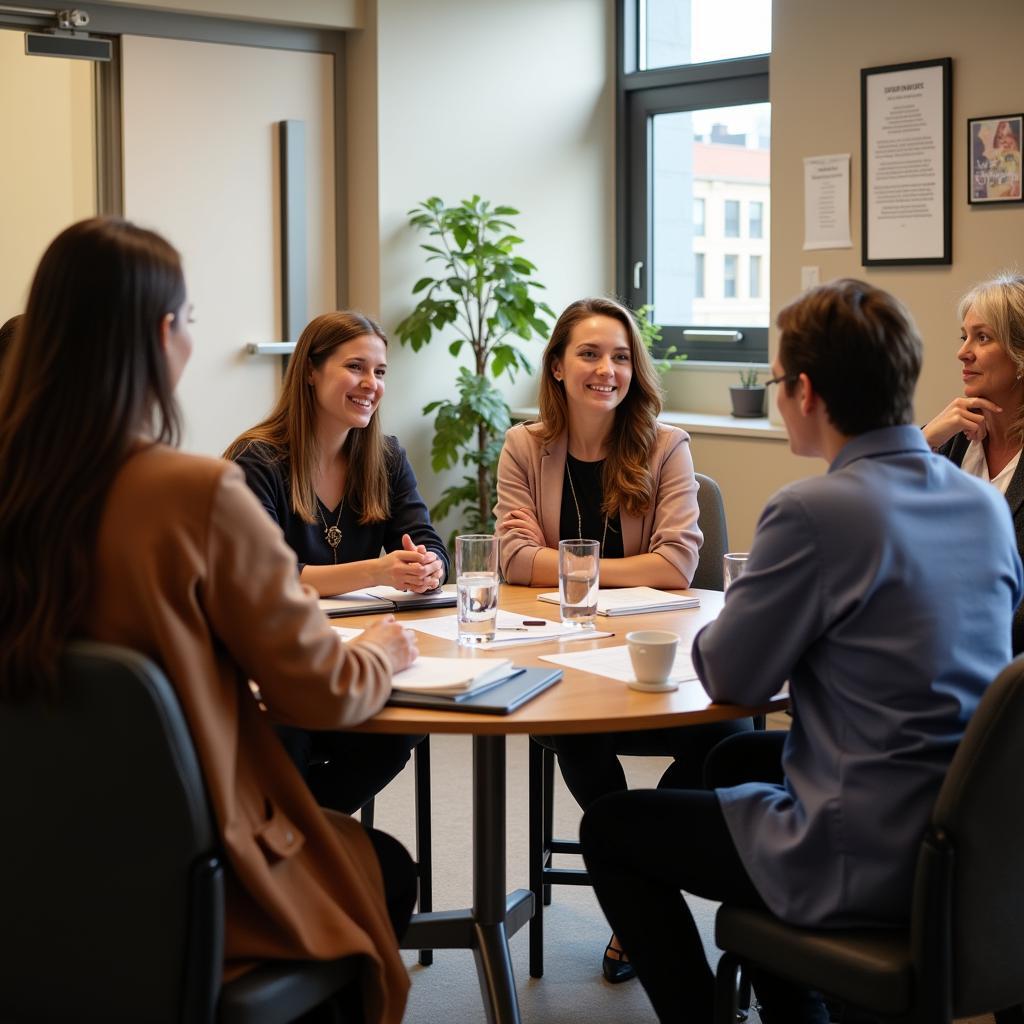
580,279,1023,1023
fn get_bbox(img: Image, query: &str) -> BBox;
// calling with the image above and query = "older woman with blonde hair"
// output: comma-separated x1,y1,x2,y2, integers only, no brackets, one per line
226,310,448,815
495,295,750,982
923,273,1024,653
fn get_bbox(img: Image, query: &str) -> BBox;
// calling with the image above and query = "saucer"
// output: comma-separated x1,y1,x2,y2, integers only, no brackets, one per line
627,678,680,693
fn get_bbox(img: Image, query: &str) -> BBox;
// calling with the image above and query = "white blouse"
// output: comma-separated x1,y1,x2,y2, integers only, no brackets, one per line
960,438,1022,495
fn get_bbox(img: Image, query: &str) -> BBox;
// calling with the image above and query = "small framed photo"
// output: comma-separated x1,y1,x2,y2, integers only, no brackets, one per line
968,115,1023,203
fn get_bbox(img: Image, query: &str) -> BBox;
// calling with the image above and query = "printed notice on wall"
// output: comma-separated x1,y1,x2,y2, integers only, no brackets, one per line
863,61,948,263
803,154,852,250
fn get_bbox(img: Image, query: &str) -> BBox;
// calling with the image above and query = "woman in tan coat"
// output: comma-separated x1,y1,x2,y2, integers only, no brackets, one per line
0,218,417,1023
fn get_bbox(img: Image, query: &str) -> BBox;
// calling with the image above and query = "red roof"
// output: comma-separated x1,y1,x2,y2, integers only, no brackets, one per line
693,142,769,182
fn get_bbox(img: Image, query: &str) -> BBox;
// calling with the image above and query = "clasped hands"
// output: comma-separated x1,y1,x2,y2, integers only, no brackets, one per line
923,395,1002,450
376,533,445,592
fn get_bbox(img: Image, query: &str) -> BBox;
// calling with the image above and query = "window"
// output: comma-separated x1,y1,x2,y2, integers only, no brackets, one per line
749,254,761,299
638,0,771,71
724,199,740,238
620,2,770,363
723,255,738,298
749,200,763,239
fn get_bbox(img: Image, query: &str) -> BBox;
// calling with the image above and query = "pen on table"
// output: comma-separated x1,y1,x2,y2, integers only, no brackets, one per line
497,619,550,631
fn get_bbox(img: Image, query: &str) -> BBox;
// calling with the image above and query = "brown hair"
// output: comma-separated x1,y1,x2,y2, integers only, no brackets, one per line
0,218,184,698
958,272,1024,445
0,314,20,371
776,278,921,436
224,311,392,524
537,297,663,518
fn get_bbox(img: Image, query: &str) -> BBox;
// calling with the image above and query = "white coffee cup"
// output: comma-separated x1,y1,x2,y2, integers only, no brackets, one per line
625,630,680,692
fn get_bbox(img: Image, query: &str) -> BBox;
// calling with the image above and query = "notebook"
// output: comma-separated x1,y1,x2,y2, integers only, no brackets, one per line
387,667,563,714
391,656,514,696
537,586,700,616
319,584,456,618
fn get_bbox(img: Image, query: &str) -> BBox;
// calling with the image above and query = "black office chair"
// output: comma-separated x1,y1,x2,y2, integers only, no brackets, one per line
713,654,1024,1024
0,641,364,1023
527,471,732,977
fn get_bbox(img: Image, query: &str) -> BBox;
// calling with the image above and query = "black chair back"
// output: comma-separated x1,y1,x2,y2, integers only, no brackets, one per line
691,472,729,591
922,654,1024,1017
0,641,222,1023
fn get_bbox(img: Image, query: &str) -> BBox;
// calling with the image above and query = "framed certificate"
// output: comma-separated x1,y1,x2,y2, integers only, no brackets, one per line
860,58,952,266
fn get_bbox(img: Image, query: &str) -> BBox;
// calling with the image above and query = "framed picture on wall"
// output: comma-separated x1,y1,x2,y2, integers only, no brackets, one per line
968,115,1024,204
860,57,952,266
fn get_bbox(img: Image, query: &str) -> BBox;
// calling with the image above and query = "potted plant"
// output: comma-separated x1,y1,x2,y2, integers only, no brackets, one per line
634,304,687,374
729,367,766,418
395,196,554,543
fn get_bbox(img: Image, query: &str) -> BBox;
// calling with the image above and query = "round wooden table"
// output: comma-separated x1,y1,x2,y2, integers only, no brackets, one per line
343,586,786,1024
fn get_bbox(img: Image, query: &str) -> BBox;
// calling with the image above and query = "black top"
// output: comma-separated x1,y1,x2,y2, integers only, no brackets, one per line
233,439,450,581
558,454,624,559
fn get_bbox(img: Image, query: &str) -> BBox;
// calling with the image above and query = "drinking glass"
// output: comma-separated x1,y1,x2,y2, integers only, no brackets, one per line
456,534,499,644
723,552,749,591
558,538,600,628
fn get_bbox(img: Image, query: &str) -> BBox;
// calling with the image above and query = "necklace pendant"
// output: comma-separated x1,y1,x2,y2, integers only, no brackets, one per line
324,525,343,549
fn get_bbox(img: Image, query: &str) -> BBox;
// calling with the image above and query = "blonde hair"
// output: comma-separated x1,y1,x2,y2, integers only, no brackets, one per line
224,311,391,523
958,273,1024,444
537,297,663,519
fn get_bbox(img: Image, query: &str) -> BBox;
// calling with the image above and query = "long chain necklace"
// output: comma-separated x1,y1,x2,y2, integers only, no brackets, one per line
317,497,344,563
565,461,609,556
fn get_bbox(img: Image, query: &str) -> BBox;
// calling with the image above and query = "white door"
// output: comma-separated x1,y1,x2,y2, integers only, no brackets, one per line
121,34,336,455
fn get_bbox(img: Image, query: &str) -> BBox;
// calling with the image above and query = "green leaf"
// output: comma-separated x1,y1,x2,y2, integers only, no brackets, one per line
411,276,434,294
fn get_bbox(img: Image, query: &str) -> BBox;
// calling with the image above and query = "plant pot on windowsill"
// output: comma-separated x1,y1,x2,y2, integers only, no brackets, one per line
729,385,766,418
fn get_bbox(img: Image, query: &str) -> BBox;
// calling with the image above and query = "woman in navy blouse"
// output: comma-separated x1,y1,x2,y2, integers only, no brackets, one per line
225,310,448,814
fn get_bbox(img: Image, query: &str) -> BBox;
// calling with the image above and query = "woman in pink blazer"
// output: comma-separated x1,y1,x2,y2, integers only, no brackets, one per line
495,296,751,982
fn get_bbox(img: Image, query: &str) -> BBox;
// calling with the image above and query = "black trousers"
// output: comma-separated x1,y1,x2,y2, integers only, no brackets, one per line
538,717,752,812
276,726,423,815
580,729,828,1024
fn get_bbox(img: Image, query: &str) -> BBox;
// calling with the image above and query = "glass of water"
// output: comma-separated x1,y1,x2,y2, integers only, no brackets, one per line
456,534,499,645
558,538,600,629
723,552,749,591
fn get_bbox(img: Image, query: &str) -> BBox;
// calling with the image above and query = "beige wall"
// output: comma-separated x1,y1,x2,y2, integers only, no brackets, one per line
683,0,1024,548
122,35,336,455
347,0,615,537
0,28,95,322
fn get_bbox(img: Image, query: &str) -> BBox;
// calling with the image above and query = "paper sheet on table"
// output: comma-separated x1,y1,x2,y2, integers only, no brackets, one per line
405,610,611,648
331,626,363,641
539,643,699,685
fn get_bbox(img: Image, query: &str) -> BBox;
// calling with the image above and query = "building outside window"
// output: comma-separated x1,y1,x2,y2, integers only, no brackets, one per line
749,200,764,239
724,199,740,238
749,254,762,299
619,0,770,363
723,254,738,298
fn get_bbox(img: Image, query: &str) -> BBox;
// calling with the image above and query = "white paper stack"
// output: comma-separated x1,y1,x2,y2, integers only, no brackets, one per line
537,586,700,616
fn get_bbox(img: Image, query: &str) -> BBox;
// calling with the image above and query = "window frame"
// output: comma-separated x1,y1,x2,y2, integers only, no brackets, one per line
616,2,769,364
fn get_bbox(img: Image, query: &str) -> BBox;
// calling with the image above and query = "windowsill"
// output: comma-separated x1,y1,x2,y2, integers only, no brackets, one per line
510,408,788,441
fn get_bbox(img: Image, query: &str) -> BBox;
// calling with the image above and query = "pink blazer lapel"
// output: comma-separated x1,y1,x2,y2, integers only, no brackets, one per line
539,432,567,547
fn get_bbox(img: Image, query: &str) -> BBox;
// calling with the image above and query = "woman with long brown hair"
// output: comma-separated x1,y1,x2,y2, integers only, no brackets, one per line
494,296,749,982
225,311,447,815
0,217,417,1022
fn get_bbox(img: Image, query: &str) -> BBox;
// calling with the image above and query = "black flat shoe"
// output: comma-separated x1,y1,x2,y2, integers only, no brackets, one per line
602,937,636,984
